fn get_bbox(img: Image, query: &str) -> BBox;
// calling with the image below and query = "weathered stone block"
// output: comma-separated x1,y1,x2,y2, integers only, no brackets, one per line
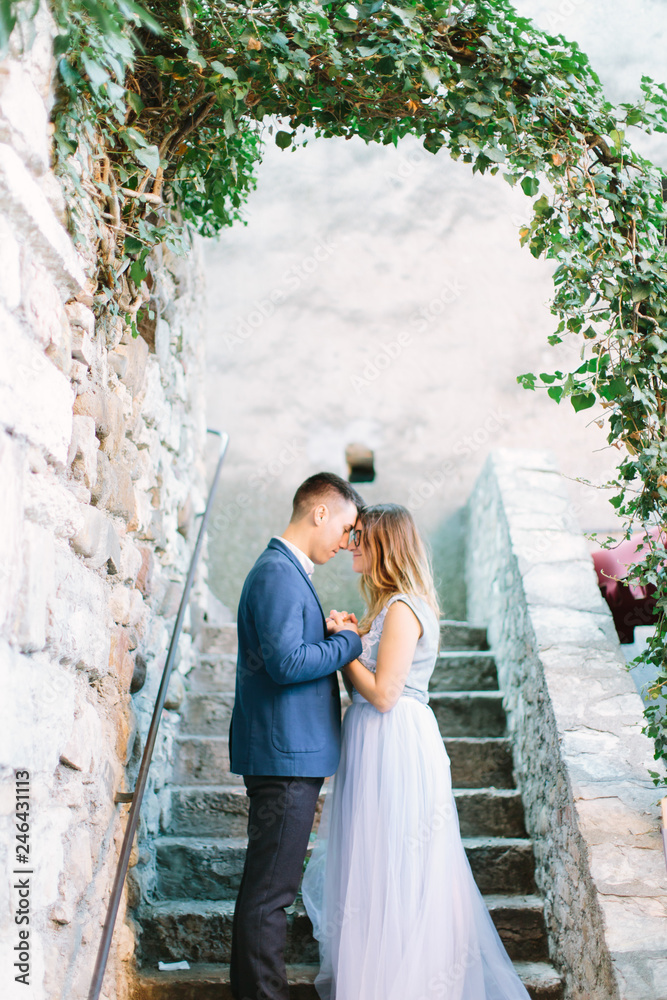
522,560,609,614
140,359,170,432
22,256,64,348
67,413,99,488
69,358,89,395
45,309,72,374
114,333,149,396
14,520,55,652
0,304,75,464
136,546,154,597
108,350,129,378
0,143,85,294
65,300,95,338
0,61,50,172
59,700,99,773
70,326,95,368
70,503,121,572
119,536,143,585
109,585,145,629
92,452,138,526
164,673,185,711
0,641,75,773
73,385,127,457
109,626,135,692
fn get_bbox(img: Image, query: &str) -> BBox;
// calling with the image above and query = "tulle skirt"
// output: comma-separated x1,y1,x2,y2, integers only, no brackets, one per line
301,694,532,1000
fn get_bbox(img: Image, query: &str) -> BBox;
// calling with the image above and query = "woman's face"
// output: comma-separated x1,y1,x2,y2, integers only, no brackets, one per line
349,520,371,574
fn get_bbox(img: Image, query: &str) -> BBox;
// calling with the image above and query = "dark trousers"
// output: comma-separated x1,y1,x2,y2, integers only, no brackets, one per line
230,774,324,1000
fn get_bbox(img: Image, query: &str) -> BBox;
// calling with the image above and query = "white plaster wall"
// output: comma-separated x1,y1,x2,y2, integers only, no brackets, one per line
204,0,667,618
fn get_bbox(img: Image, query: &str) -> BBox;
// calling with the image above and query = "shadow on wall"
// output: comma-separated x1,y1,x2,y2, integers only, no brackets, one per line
430,506,468,621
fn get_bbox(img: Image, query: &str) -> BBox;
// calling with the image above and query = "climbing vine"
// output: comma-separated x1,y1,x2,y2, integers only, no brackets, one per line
3,0,667,783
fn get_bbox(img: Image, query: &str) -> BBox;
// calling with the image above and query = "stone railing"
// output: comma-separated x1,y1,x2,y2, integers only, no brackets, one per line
465,448,667,1000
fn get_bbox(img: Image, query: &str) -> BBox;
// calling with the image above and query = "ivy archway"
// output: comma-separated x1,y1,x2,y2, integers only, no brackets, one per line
8,0,667,778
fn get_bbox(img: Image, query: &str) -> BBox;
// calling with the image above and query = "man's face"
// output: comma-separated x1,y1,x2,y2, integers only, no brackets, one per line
310,499,359,564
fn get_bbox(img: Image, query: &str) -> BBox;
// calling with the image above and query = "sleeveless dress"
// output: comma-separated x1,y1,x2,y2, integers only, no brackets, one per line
301,593,531,1000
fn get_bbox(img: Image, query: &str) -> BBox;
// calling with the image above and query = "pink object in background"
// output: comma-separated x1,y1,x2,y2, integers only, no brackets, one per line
591,526,665,643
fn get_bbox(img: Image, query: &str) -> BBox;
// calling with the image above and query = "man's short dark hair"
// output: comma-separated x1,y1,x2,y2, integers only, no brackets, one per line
291,472,364,521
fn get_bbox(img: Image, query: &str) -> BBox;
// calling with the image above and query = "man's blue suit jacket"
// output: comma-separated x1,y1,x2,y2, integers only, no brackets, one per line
229,537,363,777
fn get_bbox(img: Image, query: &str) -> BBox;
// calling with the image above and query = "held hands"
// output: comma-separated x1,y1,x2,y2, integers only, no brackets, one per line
326,610,360,636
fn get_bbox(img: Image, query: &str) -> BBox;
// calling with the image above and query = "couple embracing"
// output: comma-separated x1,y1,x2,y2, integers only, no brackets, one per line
228,472,530,1000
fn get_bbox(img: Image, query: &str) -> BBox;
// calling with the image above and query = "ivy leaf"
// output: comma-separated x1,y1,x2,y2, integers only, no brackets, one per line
122,126,150,149
334,17,358,32
571,392,596,412
81,51,110,92
484,146,505,163
521,176,539,196
275,130,293,149
466,102,493,118
127,91,145,115
211,61,237,80
632,284,652,302
135,144,161,173
547,385,563,402
124,235,145,253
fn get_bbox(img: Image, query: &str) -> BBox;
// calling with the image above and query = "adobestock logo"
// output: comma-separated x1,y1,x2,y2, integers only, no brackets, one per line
407,407,510,513
222,236,338,353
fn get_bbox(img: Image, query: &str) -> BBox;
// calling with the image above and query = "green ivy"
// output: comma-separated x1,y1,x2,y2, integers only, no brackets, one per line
4,0,667,783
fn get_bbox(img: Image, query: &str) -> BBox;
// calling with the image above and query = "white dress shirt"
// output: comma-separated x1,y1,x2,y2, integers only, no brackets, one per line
272,535,315,579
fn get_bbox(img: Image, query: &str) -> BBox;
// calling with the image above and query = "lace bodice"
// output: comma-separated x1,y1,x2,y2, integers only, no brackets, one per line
354,593,439,706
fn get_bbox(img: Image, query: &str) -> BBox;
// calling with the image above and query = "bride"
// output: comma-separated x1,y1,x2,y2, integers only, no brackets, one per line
301,503,531,1000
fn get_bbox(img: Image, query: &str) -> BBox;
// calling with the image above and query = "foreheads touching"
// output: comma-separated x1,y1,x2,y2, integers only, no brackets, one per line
287,472,364,564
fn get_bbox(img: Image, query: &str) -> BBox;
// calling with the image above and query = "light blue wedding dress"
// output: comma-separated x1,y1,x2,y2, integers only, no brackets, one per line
301,593,532,1000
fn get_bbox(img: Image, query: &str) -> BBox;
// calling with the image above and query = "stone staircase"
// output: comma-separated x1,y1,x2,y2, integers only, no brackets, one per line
130,621,564,999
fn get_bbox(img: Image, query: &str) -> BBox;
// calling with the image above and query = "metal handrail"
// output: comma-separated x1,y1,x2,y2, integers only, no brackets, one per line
88,429,229,1000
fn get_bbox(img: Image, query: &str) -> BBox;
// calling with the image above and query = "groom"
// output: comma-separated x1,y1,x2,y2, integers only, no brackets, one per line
228,471,364,1000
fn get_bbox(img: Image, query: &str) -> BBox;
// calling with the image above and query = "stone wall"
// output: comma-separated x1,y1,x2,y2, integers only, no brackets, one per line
0,6,216,999
465,448,667,1000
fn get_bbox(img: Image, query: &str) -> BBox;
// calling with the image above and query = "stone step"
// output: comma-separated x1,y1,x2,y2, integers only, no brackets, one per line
153,835,536,901
197,622,491,657
454,787,526,837
439,619,488,650
197,624,238,658
172,734,515,788
171,736,241,786
180,692,234,736
186,649,499,696
429,650,498,691
131,960,563,1000
429,691,507,737
445,736,515,788
192,622,490,678
165,784,525,839
137,892,549,966
186,657,236,693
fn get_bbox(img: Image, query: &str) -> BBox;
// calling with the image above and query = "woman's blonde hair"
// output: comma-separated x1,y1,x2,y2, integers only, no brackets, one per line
357,503,440,634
